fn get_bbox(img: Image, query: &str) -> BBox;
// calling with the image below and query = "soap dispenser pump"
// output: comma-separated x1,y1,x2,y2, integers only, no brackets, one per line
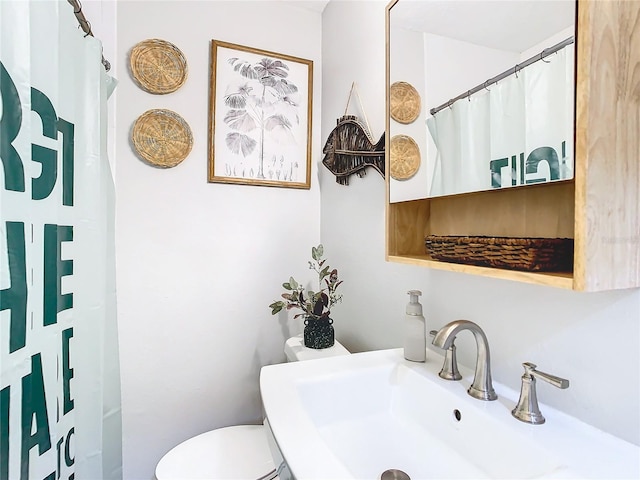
404,290,426,362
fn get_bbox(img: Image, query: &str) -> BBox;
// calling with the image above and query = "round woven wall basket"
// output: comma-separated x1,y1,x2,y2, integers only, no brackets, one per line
390,134,421,180
131,109,193,168
129,39,188,94
390,81,421,124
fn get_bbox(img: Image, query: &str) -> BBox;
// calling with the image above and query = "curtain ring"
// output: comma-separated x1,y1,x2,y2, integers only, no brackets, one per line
483,81,491,91
467,90,471,101
82,20,92,37
514,64,520,78
541,49,551,63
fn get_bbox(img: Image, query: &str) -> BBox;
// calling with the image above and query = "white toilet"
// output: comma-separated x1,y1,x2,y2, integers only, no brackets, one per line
155,334,350,480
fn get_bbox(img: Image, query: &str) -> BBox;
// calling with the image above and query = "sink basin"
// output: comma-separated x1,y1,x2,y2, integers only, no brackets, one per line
260,349,639,479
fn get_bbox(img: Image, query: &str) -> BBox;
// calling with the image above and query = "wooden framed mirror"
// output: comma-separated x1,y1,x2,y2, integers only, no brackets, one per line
387,0,577,202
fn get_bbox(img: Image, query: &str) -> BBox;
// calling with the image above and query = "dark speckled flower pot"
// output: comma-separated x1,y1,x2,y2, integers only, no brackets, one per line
303,317,335,349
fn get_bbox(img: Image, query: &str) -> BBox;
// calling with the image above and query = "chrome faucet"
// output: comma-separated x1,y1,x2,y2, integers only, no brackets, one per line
512,362,569,425
432,320,497,401
429,330,462,381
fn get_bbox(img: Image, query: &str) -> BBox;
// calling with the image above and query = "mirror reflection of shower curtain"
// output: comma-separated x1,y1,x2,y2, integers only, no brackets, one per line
427,46,574,197
0,1,121,479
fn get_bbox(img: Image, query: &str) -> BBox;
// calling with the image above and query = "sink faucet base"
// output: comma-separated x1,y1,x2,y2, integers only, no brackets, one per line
512,363,569,425
469,385,497,401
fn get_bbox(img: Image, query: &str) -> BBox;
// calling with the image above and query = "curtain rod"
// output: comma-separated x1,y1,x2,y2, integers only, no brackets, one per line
429,36,574,116
66,0,111,71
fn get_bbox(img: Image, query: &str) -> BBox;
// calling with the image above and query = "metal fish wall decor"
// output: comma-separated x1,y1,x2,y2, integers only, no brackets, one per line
322,115,385,185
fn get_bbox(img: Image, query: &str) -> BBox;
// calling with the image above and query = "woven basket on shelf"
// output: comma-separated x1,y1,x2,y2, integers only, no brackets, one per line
424,235,574,272
131,109,193,168
129,39,188,94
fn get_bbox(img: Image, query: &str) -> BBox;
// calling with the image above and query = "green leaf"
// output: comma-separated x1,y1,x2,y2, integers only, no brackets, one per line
269,302,284,315
282,282,292,290
289,277,298,289
311,246,319,261
317,244,324,258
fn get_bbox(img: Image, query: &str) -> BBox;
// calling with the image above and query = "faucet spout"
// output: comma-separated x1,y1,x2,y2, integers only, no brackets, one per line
432,320,497,401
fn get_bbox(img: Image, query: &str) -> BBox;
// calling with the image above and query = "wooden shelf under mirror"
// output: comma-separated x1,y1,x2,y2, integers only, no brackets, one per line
387,182,576,289
385,0,640,292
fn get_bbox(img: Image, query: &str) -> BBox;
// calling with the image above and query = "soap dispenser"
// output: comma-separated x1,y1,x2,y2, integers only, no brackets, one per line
404,290,426,362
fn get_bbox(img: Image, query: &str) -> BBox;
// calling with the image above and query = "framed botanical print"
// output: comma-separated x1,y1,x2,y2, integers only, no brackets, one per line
208,40,313,188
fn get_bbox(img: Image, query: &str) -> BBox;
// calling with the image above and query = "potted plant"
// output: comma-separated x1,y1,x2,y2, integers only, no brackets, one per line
269,244,343,349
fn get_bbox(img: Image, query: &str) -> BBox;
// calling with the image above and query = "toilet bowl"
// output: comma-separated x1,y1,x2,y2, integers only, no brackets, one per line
155,334,350,480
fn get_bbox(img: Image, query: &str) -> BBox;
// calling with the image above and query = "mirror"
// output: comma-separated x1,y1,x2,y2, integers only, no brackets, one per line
388,0,576,202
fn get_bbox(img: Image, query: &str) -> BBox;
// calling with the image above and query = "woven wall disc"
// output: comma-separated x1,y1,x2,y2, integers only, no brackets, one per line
131,109,193,168
390,81,421,124
390,135,421,180
129,39,188,94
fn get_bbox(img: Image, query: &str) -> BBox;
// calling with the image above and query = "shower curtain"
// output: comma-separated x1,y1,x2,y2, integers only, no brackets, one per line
427,45,574,197
0,1,122,479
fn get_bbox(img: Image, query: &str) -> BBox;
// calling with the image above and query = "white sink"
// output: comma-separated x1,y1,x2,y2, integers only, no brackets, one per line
260,349,639,479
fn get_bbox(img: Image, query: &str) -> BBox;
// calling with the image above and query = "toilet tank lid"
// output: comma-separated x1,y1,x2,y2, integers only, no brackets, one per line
285,335,350,362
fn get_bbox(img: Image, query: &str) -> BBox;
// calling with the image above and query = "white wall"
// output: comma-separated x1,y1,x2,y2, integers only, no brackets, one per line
115,2,322,478
322,0,640,450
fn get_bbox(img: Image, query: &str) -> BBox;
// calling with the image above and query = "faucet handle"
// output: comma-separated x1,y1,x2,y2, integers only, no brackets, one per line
512,362,570,425
522,362,570,389
429,330,462,381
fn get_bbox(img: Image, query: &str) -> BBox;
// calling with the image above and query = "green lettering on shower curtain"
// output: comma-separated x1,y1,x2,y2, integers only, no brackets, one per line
57,118,75,206
31,87,59,201
43,224,73,326
1,386,9,480
64,428,74,468
55,428,75,480
0,61,25,192
62,328,74,415
20,354,52,480
0,221,28,353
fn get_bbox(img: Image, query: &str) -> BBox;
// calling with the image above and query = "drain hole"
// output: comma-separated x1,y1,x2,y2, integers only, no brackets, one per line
381,469,411,480
453,409,462,421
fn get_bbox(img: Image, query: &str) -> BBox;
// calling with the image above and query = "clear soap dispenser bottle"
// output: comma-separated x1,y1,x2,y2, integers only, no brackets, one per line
404,290,426,362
